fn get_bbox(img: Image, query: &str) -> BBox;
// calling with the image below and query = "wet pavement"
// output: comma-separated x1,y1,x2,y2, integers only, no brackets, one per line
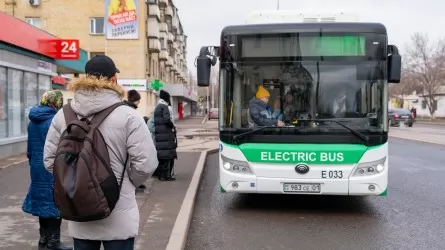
186,138,445,250
0,152,201,250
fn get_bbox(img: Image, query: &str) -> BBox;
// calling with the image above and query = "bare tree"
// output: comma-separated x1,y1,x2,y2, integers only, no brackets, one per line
388,70,422,107
405,33,445,118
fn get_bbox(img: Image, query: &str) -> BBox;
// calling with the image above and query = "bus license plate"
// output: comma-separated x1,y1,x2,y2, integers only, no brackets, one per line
283,183,321,193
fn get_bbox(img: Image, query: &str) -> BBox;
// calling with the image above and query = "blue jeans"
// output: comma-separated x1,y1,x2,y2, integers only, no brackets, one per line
73,238,134,250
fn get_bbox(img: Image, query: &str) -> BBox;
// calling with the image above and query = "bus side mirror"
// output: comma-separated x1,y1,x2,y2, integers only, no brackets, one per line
388,45,401,83
196,46,217,87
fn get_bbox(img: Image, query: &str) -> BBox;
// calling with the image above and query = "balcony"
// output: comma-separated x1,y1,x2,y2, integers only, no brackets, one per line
148,4,160,21
147,18,160,38
167,32,174,43
148,38,161,53
166,56,173,67
165,5,173,16
159,50,168,61
159,0,167,7
159,22,168,33
172,16,179,31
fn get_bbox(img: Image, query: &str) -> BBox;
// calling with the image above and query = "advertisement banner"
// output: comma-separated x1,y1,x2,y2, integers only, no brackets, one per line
118,79,147,91
105,0,139,40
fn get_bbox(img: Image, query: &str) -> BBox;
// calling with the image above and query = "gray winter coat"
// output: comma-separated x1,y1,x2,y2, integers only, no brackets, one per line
43,76,158,241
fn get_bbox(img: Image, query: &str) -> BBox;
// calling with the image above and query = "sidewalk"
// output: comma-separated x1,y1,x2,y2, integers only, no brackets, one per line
0,116,218,250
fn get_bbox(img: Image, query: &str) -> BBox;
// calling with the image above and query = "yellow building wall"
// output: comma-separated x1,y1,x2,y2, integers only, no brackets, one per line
1,0,148,79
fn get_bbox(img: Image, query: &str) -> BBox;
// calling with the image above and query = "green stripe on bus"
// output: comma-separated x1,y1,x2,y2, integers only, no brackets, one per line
379,188,388,196
239,143,368,164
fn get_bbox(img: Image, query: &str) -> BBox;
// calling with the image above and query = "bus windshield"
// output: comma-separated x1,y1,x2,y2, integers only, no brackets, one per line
218,61,388,134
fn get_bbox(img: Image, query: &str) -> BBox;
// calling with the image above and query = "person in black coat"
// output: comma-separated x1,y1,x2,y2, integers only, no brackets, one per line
154,90,177,181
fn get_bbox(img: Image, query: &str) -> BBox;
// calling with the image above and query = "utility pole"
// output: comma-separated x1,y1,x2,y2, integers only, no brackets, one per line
277,0,280,10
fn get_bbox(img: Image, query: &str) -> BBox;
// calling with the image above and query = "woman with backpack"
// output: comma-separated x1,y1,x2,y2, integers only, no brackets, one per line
22,90,72,250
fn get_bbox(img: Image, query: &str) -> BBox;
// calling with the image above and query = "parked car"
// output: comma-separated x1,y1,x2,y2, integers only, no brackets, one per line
208,108,219,120
388,108,414,127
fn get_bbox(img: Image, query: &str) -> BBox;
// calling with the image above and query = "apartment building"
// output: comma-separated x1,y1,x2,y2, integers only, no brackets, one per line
1,0,196,117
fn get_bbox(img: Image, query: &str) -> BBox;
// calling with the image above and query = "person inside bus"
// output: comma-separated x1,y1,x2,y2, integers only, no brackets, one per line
248,85,285,128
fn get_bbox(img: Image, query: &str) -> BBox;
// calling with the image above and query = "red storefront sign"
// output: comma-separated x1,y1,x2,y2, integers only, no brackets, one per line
0,12,79,59
39,39,80,60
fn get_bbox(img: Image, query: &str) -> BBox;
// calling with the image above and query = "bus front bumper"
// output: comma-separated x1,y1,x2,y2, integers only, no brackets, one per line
220,171,387,196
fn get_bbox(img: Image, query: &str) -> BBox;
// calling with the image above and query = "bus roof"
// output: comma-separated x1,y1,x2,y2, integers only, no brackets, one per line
221,22,387,36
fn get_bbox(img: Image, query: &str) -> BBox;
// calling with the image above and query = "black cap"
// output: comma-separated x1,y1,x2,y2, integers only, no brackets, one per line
85,55,120,79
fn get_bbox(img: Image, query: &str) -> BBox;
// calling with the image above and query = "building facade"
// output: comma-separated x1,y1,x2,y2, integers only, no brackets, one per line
0,12,88,159
1,0,195,117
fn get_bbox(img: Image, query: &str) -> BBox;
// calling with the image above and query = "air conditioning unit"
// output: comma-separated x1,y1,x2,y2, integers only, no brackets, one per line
29,0,40,6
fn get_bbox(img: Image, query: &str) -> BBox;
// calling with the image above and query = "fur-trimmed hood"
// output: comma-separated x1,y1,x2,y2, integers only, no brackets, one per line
68,76,125,97
68,76,126,117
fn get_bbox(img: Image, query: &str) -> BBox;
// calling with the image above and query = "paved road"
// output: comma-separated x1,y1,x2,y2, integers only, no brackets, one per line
390,122,445,145
186,138,445,250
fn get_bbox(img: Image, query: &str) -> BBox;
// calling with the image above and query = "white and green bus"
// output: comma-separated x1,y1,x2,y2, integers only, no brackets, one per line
196,13,401,196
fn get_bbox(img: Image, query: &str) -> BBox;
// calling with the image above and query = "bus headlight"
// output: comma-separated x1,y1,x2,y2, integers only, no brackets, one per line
221,155,254,175
352,157,386,177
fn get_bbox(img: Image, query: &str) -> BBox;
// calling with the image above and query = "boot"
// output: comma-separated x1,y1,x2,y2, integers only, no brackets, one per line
46,228,72,250
38,227,48,249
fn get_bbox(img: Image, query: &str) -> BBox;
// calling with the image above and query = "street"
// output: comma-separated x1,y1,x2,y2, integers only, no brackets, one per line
186,125,445,250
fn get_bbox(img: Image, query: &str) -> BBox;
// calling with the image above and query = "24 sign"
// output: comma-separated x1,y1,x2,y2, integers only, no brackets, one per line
38,39,80,60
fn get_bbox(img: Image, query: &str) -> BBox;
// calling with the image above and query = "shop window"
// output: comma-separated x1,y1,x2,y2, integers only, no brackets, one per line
38,75,51,101
24,72,38,131
0,67,6,139
25,17,41,29
89,17,105,34
7,69,24,137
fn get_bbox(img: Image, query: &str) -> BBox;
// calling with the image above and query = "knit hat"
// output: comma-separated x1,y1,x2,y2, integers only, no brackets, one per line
127,89,141,102
159,89,171,103
40,90,64,110
256,85,270,99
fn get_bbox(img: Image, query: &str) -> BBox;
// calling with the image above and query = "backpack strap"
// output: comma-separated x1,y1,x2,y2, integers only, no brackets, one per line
90,102,125,127
63,104,78,124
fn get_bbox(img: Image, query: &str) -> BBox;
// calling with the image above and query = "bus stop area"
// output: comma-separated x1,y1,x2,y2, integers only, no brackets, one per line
0,117,219,250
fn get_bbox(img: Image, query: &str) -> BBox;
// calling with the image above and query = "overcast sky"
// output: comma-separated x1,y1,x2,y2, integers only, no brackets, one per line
175,0,445,74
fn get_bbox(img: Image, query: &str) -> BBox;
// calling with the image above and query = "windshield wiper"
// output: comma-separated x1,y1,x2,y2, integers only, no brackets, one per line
233,126,272,142
319,119,369,142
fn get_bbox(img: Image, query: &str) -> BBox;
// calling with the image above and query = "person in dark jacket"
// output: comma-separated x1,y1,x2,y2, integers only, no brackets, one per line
123,89,147,190
248,85,285,128
22,90,72,250
154,90,177,181
123,89,141,109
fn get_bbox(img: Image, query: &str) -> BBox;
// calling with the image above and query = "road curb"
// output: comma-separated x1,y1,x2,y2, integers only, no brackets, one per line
0,159,28,170
201,115,208,124
389,135,445,146
165,147,219,250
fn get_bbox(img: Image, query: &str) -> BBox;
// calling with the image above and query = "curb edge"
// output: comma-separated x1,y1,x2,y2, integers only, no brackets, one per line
165,147,219,250
0,159,28,170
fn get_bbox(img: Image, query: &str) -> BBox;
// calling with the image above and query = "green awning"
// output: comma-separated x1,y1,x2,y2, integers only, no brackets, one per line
55,49,88,74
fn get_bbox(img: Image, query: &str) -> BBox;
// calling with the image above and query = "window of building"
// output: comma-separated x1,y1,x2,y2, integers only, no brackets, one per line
7,69,24,137
24,72,38,130
160,38,166,50
38,75,51,101
25,17,41,28
0,67,6,139
89,17,105,34
0,64,54,140
90,52,105,58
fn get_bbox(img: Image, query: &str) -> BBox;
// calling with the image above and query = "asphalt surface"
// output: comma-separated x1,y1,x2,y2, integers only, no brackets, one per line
186,138,445,250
